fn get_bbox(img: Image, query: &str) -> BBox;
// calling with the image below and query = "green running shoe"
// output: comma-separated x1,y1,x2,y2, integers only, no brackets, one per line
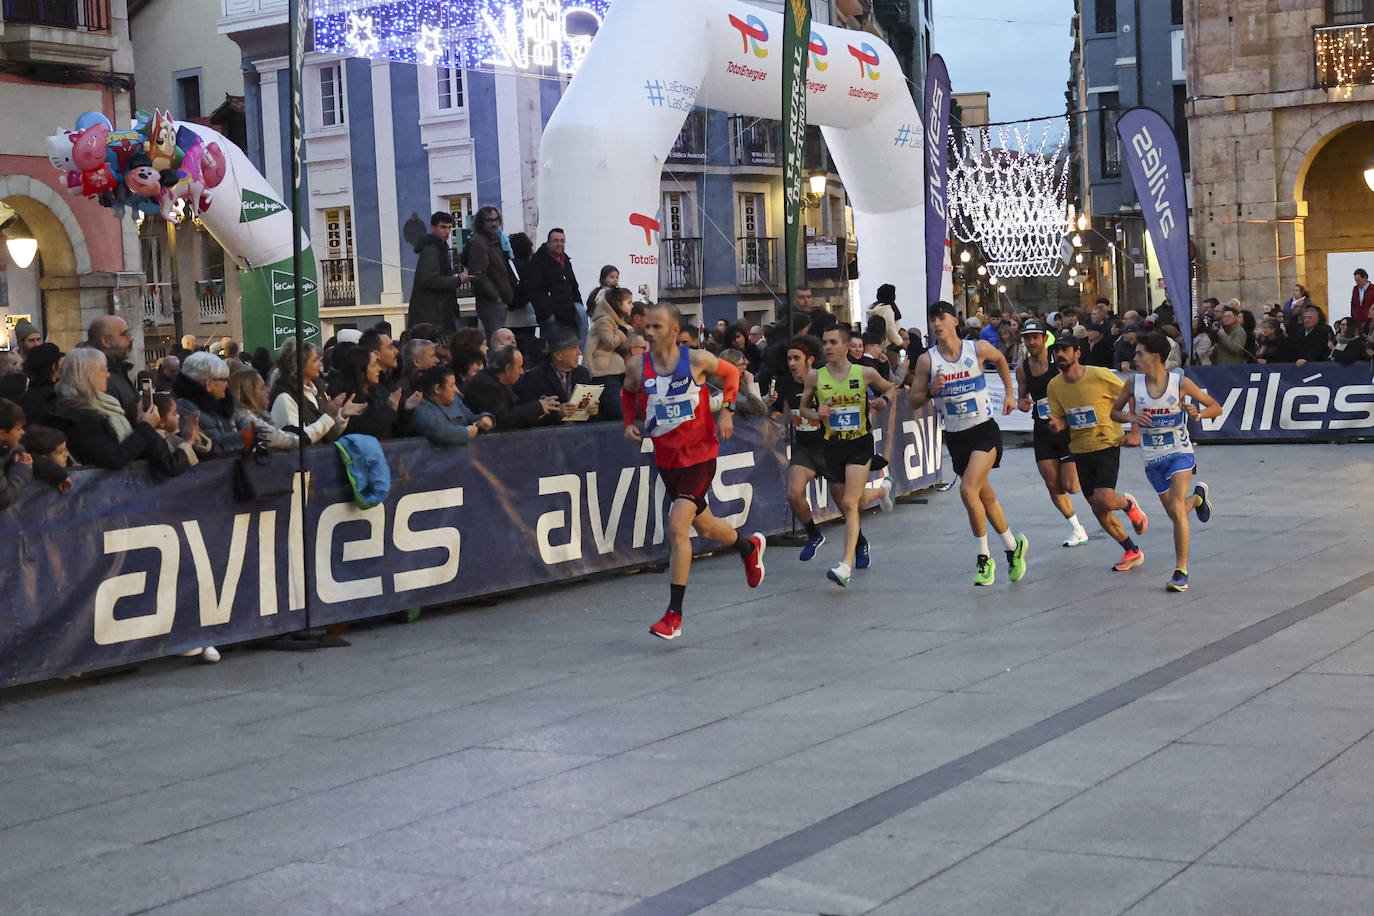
974,554,995,587
1007,534,1029,582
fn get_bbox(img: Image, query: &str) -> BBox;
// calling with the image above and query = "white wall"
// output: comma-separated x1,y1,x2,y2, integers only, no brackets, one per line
130,0,244,116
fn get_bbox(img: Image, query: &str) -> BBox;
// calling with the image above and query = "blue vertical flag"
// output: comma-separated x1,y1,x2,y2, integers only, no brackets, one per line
923,54,951,309
1116,107,1192,354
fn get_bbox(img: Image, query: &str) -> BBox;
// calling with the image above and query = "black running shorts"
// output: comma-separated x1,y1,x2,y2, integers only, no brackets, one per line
945,419,1003,478
1032,424,1074,464
1073,446,1121,496
822,432,876,484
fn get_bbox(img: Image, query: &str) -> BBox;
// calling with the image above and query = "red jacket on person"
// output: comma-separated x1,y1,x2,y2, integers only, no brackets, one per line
1352,283,1374,326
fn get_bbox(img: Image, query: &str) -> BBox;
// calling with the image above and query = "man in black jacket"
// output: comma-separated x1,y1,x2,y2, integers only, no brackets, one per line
1288,305,1333,365
527,228,583,343
513,327,601,425
465,206,515,345
462,345,558,430
86,315,138,420
407,212,462,335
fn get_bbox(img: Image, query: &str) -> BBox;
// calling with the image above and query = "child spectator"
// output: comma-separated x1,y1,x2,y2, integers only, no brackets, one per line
149,392,207,476
0,397,34,508
21,424,73,493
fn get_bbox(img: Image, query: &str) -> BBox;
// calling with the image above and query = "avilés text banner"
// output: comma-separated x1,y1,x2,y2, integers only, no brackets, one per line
924,54,952,310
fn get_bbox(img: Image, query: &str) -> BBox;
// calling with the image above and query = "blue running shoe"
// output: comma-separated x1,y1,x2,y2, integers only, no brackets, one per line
1193,482,1212,524
855,536,871,570
1167,569,1189,592
800,533,826,562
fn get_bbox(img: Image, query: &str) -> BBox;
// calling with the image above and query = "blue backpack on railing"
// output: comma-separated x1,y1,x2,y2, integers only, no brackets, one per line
334,434,391,509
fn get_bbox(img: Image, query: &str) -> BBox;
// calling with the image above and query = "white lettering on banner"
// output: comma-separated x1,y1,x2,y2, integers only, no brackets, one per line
902,414,943,481
392,488,464,592
1198,373,1374,434
183,515,251,627
926,81,946,221
587,468,637,555
711,452,755,529
94,525,180,646
538,473,583,564
316,503,386,602
259,509,279,617
1129,125,1176,240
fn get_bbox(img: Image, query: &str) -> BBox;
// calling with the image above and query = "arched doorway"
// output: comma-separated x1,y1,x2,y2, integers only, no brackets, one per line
0,176,88,350
1294,121,1374,314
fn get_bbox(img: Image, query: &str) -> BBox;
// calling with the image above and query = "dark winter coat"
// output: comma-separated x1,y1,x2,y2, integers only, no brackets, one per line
103,351,139,421
342,384,401,441
464,230,515,308
514,359,594,426
172,373,241,457
407,234,462,334
462,368,546,430
47,406,161,471
0,445,32,510
527,244,582,329
1287,323,1333,363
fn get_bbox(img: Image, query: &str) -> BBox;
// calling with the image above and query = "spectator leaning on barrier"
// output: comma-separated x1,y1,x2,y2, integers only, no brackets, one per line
22,423,72,493
85,315,138,420
514,326,598,425
587,287,632,421
50,347,163,470
230,366,303,451
1290,305,1333,366
462,345,557,430
411,363,495,446
147,392,208,476
173,352,241,457
0,398,33,509
269,340,359,445
1254,318,1286,364
339,346,419,441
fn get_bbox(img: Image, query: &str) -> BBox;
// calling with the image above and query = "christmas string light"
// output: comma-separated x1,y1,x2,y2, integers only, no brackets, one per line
1314,24,1374,98
312,0,610,75
947,119,1071,279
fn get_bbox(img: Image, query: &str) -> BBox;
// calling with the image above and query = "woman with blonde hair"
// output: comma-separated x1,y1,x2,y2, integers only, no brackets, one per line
50,347,162,469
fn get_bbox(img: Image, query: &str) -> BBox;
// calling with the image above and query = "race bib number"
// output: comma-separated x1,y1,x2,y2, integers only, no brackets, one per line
1035,398,1050,421
794,411,820,433
1066,405,1099,430
944,396,977,418
652,394,695,426
1141,428,1177,449
829,405,863,431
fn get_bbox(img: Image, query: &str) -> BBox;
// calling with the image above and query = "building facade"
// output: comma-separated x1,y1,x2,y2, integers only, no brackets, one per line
1187,0,1374,317
1071,0,1189,315
0,0,145,354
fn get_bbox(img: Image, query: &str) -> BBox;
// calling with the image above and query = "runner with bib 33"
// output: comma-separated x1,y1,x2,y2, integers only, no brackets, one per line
909,301,1028,587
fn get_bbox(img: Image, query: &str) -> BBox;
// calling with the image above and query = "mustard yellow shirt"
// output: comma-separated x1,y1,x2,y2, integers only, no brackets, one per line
1046,366,1125,454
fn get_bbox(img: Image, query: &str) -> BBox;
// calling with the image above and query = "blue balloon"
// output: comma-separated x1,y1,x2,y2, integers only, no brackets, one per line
75,111,113,131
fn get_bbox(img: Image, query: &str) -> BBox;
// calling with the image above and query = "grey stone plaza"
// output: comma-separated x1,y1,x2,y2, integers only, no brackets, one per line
2,442,1372,914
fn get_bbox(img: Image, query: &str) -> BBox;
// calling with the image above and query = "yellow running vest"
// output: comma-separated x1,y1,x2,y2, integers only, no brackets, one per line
817,363,868,440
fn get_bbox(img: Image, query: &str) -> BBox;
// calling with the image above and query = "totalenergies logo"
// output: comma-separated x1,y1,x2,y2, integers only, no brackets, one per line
808,32,828,71
629,212,660,246
728,13,769,58
847,42,880,80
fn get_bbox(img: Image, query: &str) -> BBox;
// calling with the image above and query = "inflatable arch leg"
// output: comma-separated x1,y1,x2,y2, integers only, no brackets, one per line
537,0,926,315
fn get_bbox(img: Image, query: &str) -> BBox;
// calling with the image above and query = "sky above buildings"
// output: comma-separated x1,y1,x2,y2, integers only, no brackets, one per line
932,1,1076,126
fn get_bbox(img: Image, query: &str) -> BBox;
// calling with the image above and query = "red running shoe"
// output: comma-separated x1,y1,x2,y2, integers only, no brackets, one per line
742,533,766,588
650,610,682,640
1122,492,1149,536
1112,548,1145,572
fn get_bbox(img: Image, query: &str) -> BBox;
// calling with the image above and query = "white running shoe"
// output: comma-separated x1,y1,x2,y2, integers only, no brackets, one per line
1062,529,1089,548
878,476,896,513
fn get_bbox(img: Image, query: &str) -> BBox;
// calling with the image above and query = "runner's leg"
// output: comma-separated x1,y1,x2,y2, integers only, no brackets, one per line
1037,458,1075,518
666,497,700,595
787,464,820,537
837,462,868,567
1160,467,1193,572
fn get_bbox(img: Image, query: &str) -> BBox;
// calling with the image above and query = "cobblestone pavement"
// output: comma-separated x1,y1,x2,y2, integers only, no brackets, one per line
2,442,1373,915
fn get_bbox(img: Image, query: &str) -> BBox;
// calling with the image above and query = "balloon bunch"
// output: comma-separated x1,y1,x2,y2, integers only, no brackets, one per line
46,109,228,224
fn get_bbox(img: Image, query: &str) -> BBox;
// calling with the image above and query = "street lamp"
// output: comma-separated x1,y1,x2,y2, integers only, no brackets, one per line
977,265,987,276
1363,147,1374,193
804,173,828,207
5,236,37,269
960,249,971,263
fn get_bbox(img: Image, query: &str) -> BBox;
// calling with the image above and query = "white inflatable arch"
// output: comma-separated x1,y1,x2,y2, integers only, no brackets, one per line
537,0,925,312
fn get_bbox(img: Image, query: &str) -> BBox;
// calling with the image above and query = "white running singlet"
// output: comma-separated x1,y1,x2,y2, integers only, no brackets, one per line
928,340,994,433
1134,369,1193,464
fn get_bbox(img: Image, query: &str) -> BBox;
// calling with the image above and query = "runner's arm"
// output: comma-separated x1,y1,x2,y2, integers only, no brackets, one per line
906,354,934,410
1046,385,1067,433
620,357,644,429
1108,383,1136,425
863,366,895,397
798,370,822,422
1179,376,1223,420
1015,362,1032,412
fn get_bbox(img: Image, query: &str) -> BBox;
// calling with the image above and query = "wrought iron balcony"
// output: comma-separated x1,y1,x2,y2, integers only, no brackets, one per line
1315,22,1374,92
320,257,357,308
660,238,702,292
2,0,109,31
737,237,779,289
729,116,782,168
141,283,173,327
667,110,707,165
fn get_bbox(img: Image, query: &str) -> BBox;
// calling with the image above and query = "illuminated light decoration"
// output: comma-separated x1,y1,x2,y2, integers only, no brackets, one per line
415,23,445,65
312,0,610,76
1314,23,1374,99
345,11,380,58
948,119,1071,278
